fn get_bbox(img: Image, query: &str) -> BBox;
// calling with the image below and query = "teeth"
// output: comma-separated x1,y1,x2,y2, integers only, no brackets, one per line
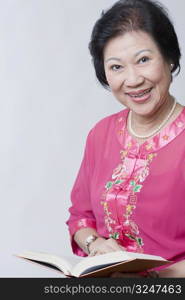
129,89,151,98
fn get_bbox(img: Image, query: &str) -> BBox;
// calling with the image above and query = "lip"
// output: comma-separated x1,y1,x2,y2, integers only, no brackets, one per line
126,88,152,96
126,88,153,103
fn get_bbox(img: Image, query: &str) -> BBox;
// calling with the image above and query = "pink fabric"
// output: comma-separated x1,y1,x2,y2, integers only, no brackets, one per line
66,107,185,262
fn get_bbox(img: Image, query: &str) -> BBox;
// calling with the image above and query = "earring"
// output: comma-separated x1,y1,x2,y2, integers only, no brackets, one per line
170,63,174,70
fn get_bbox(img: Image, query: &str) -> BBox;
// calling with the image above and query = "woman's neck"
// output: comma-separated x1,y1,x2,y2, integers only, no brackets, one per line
127,95,184,145
131,95,175,135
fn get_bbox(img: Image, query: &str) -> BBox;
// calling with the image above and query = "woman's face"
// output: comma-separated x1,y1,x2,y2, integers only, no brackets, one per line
103,30,172,117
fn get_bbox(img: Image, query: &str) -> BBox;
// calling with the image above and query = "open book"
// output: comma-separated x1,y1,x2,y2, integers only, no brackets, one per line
16,250,171,277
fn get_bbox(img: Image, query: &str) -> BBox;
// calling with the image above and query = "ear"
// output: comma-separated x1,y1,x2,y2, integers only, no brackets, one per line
170,63,174,71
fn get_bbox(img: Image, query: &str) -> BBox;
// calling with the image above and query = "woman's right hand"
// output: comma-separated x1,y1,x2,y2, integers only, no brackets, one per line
88,237,126,256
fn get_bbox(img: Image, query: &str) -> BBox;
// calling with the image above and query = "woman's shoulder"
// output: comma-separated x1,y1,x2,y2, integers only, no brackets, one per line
92,108,128,132
86,108,128,144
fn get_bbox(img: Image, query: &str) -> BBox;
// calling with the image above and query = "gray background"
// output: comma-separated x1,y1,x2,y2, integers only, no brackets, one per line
0,0,184,276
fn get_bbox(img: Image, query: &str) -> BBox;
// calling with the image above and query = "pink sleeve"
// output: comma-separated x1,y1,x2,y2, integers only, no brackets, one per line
66,129,97,256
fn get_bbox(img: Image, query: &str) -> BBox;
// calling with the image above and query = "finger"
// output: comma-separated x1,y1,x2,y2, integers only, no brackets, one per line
88,250,98,256
106,238,126,251
88,241,125,256
120,246,127,251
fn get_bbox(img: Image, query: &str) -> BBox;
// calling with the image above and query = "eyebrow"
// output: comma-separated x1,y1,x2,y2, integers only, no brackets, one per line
105,49,153,63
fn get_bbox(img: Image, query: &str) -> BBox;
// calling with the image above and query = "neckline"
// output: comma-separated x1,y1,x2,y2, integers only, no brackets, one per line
116,105,185,154
127,98,178,141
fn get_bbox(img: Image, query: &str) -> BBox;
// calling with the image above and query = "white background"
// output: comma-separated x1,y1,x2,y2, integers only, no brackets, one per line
0,0,184,277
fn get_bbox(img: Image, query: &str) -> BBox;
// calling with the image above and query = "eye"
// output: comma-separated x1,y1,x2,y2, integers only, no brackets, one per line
110,64,122,71
138,56,150,64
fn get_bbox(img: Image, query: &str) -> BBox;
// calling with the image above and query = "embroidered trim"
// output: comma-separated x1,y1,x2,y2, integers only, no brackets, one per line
101,144,157,252
101,107,185,252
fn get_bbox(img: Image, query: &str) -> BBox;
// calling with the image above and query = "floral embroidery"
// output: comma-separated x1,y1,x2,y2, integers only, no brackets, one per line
100,108,185,252
145,143,154,150
101,143,157,252
130,180,143,192
126,142,132,149
147,153,157,161
100,201,116,233
177,122,184,128
110,232,120,239
77,220,87,227
138,166,149,182
112,164,127,180
162,135,169,140
117,130,124,136
120,150,128,159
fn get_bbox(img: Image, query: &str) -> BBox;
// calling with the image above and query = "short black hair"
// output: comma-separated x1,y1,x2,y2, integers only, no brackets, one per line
88,0,181,89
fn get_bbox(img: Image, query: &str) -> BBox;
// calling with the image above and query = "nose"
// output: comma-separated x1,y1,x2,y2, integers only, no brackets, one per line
124,66,144,87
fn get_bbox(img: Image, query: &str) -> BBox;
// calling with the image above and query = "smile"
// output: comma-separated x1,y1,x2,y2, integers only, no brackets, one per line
126,88,153,98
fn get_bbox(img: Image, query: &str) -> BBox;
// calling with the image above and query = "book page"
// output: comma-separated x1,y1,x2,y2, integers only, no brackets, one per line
17,250,168,277
122,251,166,261
71,250,167,277
62,255,84,268
16,251,81,276
71,251,128,277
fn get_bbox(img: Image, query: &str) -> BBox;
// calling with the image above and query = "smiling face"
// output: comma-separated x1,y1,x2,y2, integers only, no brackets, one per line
103,30,172,117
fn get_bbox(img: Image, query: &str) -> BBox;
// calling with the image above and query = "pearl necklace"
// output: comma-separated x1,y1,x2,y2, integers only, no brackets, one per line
128,98,177,139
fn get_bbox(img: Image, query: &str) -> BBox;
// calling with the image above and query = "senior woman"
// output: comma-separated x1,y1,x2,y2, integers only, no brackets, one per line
66,0,185,277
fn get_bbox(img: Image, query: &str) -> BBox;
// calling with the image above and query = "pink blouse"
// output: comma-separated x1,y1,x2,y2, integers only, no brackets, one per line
66,107,185,263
